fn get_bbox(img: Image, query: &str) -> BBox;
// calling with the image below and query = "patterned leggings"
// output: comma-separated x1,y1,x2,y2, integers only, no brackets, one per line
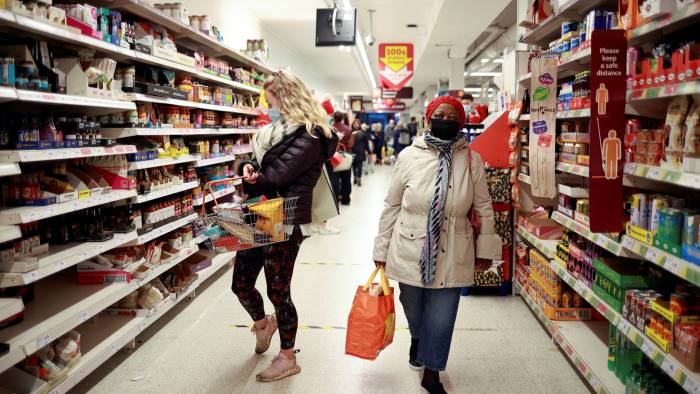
232,226,304,350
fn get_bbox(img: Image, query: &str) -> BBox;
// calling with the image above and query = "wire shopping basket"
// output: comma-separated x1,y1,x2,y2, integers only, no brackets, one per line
192,177,299,253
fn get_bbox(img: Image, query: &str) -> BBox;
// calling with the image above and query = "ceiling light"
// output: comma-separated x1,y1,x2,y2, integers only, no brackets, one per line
488,88,494,92
480,58,490,63
339,45,345,51
470,72,502,77
493,58,504,63
424,99,429,106
463,71,469,76
406,24,418,28
472,94,481,98
463,88,481,92
488,93,494,98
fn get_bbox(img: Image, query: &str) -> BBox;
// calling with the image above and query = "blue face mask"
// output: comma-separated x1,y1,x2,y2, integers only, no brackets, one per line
268,108,283,123
463,104,472,113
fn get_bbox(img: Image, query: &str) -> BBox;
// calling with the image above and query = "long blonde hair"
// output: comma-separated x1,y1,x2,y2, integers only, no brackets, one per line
264,70,333,138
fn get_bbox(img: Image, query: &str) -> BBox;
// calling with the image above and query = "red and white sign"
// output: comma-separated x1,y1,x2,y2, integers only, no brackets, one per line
378,43,414,91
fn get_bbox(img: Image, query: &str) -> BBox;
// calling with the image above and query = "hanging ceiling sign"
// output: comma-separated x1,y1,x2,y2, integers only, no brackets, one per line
381,87,413,99
589,29,627,233
378,43,414,91
373,100,406,111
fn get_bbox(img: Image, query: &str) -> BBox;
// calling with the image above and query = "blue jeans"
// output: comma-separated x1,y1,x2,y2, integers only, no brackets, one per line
398,283,461,371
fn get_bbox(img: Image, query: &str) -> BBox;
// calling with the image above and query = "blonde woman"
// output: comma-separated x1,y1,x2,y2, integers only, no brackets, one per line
234,70,338,382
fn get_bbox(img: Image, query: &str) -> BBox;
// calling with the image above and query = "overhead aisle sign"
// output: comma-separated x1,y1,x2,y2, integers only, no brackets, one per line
378,43,414,90
589,30,627,233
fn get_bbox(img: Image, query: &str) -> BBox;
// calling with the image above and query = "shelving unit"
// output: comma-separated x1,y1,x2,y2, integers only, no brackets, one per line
556,162,589,177
102,127,259,139
515,280,624,394
556,108,591,119
0,3,260,389
626,3,700,46
550,212,630,257
624,163,700,190
621,236,700,288
193,182,241,206
516,225,557,259
133,181,199,204
0,231,138,288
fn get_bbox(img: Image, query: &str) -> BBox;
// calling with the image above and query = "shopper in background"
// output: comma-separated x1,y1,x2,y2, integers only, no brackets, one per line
351,118,370,186
407,116,419,139
373,96,502,394
235,70,338,382
393,121,410,156
333,111,353,205
370,122,385,165
384,118,396,150
461,94,480,123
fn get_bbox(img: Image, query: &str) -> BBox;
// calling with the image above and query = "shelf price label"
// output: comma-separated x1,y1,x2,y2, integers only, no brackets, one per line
617,319,632,335
649,167,662,179
36,333,52,349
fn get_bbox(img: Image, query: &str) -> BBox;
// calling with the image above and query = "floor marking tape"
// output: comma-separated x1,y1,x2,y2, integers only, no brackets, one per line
298,262,365,266
229,324,496,332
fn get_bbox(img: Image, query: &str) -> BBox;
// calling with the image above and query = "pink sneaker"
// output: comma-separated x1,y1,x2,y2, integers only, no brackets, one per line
256,352,301,382
252,315,277,354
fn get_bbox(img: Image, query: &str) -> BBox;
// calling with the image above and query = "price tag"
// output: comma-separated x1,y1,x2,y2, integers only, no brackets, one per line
116,146,125,153
137,321,147,331
36,333,52,349
647,248,660,263
80,148,92,156
683,378,699,393
574,282,586,296
641,340,655,356
618,319,632,335
22,271,38,283
649,167,662,179
662,359,677,376
77,311,89,324
110,342,121,354
667,259,683,275
54,261,65,272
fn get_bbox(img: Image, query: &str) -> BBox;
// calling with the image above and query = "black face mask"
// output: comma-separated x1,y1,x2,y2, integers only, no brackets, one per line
429,118,461,140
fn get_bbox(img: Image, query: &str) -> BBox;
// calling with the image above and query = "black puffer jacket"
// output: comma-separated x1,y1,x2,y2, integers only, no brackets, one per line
240,125,338,225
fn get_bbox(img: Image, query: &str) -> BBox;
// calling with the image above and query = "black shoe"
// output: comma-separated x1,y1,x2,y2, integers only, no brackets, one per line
421,369,447,394
409,338,424,371
357,179,362,187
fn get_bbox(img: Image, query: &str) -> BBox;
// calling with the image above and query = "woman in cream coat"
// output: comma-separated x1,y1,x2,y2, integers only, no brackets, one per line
373,96,502,394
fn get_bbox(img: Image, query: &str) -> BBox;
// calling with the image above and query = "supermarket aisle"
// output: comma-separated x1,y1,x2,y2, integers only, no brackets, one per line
75,166,589,394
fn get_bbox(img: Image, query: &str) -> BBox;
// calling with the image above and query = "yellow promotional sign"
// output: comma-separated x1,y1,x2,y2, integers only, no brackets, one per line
378,43,414,91
379,45,412,72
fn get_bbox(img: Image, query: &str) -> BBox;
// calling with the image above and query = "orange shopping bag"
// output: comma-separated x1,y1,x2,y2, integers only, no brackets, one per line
345,267,395,360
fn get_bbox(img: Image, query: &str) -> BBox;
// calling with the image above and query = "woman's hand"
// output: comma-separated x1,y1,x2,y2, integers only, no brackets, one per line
374,261,386,268
242,164,259,184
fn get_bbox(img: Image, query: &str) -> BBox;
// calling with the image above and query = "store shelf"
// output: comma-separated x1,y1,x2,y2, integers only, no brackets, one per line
194,154,236,168
127,155,197,170
193,183,240,206
518,72,531,84
0,11,260,95
0,298,23,323
518,173,531,184
558,47,592,78
38,250,235,394
97,0,273,74
549,259,700,392
556,162,589,177
232,144,253,155
0,242,197,374
0,163,21,177
556,108,590,119
0,145,137,164
550,211,630,257
518,0,618,46
621,235,700,288
0,189,137,225
134,181,199,204
16,89,135,112
0,225,22,244
627,80,700,102
0,231,138,288
131,212,198,245
516,225,558,259
624,163,700,190
102,127,259,138
519,114,530,122
514,280,623,394
627,2,700,46
0,86,18,102
125,94,258,116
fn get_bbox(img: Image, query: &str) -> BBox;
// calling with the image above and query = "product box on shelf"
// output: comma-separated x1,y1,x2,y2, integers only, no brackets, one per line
593,257,659,312
683,244,700,266
105,293,174,317
76,260,133,284
672,323,700,372
526,218,564,240
87,166,135,190
626,222,654,245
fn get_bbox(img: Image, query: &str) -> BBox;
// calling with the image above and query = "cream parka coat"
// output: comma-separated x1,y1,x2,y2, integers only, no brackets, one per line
373,136,502,288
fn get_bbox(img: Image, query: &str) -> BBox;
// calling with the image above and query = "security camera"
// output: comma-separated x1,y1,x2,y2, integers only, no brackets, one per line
365,35,376,46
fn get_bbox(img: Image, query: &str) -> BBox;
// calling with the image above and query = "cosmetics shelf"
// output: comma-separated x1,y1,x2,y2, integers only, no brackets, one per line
555,162,589,177
550,211,631,257
193,183,241,206
0,231,138,288
514,280,624,394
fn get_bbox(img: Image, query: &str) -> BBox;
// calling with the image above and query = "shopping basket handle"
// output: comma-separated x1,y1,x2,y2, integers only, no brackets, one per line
200,176,243,216
363,266,391,296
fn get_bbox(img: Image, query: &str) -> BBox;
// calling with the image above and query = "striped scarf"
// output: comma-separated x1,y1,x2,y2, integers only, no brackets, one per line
419,133,462,286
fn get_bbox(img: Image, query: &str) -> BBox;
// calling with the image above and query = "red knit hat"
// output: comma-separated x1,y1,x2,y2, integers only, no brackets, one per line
425,96,466,126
